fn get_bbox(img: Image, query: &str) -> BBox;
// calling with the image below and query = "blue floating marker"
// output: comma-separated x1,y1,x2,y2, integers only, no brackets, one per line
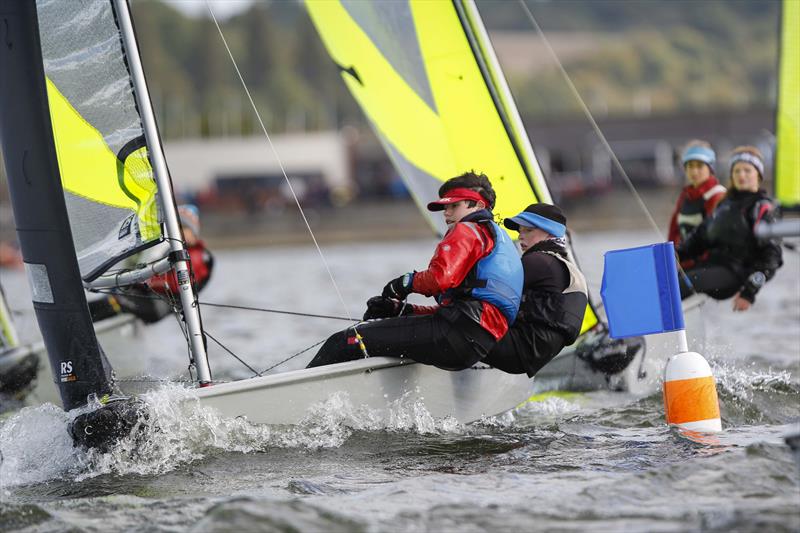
600,242,684,339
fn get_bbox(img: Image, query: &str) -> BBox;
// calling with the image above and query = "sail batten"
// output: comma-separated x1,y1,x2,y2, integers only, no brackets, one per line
306,0,598,334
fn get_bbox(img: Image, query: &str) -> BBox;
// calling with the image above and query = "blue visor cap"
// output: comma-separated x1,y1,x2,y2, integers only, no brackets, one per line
504,212,566,238
681,145,716,167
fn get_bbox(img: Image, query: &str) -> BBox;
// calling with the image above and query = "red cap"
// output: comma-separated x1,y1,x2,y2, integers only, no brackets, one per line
426,188,489,211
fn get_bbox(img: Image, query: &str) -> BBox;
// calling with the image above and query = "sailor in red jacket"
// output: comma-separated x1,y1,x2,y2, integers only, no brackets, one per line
307,172,523,371
89,205,214,323
668,141,726,254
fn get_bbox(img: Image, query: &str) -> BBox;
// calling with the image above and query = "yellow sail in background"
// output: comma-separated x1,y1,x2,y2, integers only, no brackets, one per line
776,0,799,207
306,0,597,333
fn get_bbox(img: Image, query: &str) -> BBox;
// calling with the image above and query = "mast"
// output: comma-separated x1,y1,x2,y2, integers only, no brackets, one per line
0,1,113,410
112,0,212,385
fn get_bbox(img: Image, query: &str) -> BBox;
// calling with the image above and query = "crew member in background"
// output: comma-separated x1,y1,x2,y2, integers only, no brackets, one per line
482,204,587,377
677,146,783,311
89,204,214,323
668,140,726,267
306,171,523,371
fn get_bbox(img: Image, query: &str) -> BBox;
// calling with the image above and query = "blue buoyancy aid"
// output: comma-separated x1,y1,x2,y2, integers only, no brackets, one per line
441,214,523,323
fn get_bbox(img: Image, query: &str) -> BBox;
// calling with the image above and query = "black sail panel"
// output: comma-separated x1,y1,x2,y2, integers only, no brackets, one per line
0,1,113,410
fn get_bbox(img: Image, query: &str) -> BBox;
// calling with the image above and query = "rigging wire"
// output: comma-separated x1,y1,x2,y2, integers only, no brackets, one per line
89,288,355,322
91,285,329,376
205,1,356,324
259,337,328,375
198,302,356,322
517,0,664,241
517,0,697,294
204,330,262,377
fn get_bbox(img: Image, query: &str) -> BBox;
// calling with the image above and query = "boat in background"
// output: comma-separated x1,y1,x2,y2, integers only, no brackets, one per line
0,284,39,407
305,0,705,396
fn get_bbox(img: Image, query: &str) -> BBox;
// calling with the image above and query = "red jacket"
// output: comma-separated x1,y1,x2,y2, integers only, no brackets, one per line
148,240,214,295
668,177,726,247
407,222,509,340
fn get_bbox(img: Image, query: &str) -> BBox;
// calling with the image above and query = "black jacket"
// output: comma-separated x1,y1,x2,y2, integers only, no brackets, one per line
678,189,783,301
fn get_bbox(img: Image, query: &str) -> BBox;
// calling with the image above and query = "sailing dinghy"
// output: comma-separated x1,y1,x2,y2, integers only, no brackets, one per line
0,0,702,447
304,0,705,395
0,0,536,437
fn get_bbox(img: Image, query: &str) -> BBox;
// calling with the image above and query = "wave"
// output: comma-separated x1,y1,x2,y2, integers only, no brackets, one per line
0,384,466,487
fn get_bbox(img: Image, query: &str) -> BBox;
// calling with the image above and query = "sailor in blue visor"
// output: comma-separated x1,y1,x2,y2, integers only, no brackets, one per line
482,203,589,377
668,140,726,259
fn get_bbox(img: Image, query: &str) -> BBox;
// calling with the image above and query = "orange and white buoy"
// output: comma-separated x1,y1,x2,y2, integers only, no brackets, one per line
663,351,722,432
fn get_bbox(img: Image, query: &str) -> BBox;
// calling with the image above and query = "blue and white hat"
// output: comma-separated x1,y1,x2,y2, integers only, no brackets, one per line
681,145,716,169
504,203,567,238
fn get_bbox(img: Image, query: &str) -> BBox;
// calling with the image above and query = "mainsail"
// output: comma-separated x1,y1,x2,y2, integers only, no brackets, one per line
0,0,210,410
775,0,799,209
305,0,598,333
36,0,162,282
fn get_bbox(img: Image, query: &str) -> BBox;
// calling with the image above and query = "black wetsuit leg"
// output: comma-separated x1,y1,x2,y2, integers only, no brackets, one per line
679,264,743,300
483,326,565,377
306,312,495,371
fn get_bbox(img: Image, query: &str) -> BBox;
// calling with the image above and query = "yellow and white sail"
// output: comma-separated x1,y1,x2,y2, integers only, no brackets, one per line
776,0,799,208
35,0,162,282
306,0,598,333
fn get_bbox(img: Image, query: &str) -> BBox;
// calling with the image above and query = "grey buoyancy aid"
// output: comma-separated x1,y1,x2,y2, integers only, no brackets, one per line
520,251,588,344
440,216,523,323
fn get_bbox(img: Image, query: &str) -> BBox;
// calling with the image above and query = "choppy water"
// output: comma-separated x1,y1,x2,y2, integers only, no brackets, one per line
1,231,798,532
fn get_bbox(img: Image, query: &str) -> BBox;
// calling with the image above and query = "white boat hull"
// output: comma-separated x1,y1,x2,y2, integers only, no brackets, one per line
193,296,706,424
195,356,535,425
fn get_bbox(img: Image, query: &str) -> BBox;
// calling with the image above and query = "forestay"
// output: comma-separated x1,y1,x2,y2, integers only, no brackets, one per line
36,0,162,282
305,0,598,333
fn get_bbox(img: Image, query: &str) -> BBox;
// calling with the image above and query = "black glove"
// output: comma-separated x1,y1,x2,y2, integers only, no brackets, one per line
739,271,766,303
363,296,410,320
382,272,414,300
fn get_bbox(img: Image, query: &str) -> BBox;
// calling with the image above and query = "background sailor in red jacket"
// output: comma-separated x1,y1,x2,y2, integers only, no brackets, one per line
668,141,726,260
89,204,214,323
307,171,523,371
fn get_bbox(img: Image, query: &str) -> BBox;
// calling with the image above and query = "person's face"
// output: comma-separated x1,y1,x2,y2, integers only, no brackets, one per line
183,227,198,245
443,200,483,225
517,226,552,251
685,160,711,187
731,162,760,192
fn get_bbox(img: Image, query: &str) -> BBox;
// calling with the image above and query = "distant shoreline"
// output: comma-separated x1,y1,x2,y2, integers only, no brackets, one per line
199,188,681,249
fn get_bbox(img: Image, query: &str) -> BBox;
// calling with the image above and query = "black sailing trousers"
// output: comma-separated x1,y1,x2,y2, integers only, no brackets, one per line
679,263,743,300
306,312,496,371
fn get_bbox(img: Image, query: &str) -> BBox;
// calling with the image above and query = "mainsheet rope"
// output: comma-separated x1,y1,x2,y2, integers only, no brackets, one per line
517,0,697,293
